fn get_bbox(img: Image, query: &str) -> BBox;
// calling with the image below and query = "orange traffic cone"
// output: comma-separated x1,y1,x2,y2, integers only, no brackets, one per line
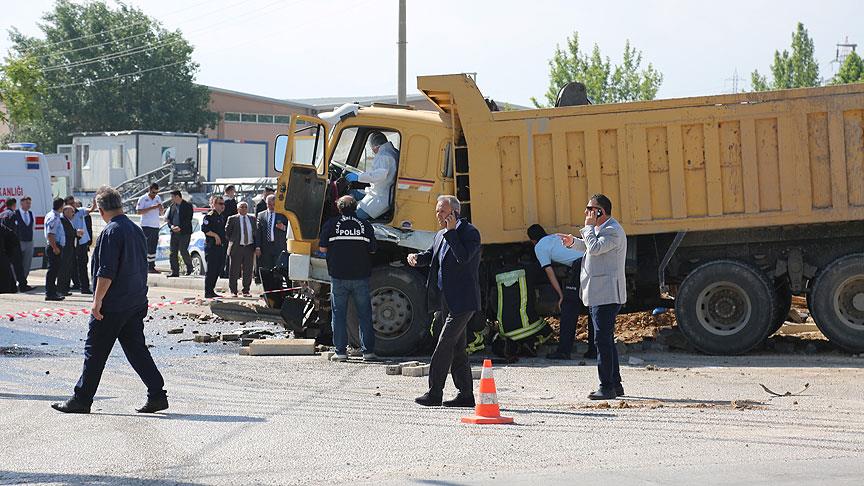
461,359,514,424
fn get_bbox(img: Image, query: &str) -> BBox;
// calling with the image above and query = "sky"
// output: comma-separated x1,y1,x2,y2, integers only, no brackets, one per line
2,0,862,107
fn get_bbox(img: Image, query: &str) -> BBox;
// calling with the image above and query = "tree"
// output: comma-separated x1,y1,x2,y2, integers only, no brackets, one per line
830,50,864,85
532,33,663,107
1,0,216,151
751,22,820,91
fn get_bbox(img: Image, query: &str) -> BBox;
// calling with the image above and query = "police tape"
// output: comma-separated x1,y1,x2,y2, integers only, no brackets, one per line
2,297,217,320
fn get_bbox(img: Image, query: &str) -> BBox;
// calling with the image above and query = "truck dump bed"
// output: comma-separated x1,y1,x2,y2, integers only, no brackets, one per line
419,75,864,243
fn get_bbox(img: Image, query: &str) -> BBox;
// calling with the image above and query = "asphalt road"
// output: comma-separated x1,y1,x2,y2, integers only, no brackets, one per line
2,287,864,485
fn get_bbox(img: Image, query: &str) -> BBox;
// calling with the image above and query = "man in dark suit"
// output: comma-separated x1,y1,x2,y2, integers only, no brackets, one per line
52,186,167,414
408,195,481,408
255,194,288,278
165,190,194,277
225,201,256,297
1,198,25,292
12,196,35,291
255,187,275,216
221,185,238,278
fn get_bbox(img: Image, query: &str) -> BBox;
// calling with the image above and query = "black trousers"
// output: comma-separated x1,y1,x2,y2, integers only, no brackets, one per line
169,233,192,275
590,303,622,390
205,246,226,295
57,246,75,294
73,244,90,292
428,296,474,396
556,287,594,356
45,249,61,297
142,227,159,270
73,305,166,405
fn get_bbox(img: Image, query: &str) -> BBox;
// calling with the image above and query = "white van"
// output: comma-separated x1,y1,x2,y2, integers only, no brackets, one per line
0,150,53,269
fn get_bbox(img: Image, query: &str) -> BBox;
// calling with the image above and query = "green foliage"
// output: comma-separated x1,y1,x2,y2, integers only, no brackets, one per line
830,50,864,85
0,55,46,126
750,22,820,91
1,0,217,151
533,33,663,108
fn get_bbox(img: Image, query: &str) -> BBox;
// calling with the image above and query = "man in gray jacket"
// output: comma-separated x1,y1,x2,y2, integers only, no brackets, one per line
559,194,627,400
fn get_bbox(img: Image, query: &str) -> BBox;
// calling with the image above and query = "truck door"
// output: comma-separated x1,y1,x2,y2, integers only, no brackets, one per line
273,115,330,246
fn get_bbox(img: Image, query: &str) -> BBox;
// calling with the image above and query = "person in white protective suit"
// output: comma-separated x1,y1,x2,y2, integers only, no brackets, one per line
345,131,399,220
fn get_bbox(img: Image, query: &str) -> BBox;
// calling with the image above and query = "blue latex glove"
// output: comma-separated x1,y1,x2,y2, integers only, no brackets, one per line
344,172,359,183
652,307,667,316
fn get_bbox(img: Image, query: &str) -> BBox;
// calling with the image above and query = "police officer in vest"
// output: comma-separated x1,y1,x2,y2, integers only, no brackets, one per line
202,195,226,298
318,195,377,361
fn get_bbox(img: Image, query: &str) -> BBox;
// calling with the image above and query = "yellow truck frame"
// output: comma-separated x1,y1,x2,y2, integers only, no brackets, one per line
273,74,864,356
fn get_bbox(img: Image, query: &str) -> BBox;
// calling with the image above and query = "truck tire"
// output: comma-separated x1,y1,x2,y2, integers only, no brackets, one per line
808,253,864,353
768,280,792,336
346,266,430,356
675,260,775,355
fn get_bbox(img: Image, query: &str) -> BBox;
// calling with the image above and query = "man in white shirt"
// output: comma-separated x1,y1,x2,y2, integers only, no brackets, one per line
344,131,398,220
528,224,594,360
136,183,164,274
225,202,257,297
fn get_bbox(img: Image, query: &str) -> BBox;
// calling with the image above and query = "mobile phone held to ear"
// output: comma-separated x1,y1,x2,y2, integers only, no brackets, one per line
453,211,460,220
595,209,602,218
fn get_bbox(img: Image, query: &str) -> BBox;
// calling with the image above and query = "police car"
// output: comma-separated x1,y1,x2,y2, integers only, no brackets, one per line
154,211,208,276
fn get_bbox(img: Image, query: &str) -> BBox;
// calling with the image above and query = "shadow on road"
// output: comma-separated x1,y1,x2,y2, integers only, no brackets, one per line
98,412,266,423
0,392,116,402
0,471,204,485
503,407,617,418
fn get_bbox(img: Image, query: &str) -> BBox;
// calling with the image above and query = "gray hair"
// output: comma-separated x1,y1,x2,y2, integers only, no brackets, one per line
436,195,461,213
95,186,123,211
266,194,276,204
336,195,357,214
237,201,248,209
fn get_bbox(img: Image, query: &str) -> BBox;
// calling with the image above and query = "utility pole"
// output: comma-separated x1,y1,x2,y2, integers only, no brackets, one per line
397,0,406,105
725,68,741,94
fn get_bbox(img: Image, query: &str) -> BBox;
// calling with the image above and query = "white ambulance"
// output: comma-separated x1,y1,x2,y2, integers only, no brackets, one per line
0,147,54,268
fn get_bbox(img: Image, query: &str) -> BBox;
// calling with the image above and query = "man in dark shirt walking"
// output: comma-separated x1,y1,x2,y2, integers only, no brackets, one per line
202,196,226,298
319,196,377,361
52,186,167,414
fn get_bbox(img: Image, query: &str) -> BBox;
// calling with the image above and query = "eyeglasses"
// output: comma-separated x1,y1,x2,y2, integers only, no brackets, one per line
585,206,602,211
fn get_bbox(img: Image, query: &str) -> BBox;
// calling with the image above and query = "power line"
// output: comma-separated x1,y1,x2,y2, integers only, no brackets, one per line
16,0,232,55
44,60,187,90
35,0,289,73
32,0,251,61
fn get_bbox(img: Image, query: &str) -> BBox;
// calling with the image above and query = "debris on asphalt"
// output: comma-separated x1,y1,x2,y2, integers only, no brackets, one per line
759,383,810,397
628,357,645,366
194,334,218,343
247,338,316,356
167,328,184,334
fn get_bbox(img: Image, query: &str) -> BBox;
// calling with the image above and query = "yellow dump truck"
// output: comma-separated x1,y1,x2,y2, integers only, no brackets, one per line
269,74,864,356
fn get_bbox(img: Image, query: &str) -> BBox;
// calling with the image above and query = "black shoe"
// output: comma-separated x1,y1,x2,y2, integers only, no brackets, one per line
166,273,180,278
415,392,443,407
588,388,617,400
20,285,35,292
185,271,193,276
136,397,169,413
547,351,572,360
45,295,65,301
51,398,90,414
615,384,625,397
80,290,93,295
204,293,222,299
64,292,73,296
443,393,476,408
583,349,598,359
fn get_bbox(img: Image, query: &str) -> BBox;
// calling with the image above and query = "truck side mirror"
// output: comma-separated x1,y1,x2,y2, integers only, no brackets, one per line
274,134,288,173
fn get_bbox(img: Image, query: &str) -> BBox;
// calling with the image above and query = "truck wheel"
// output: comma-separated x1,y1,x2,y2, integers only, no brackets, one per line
808,253,864,353
347,266,430,356
675,260,775,355
768,280,792,336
